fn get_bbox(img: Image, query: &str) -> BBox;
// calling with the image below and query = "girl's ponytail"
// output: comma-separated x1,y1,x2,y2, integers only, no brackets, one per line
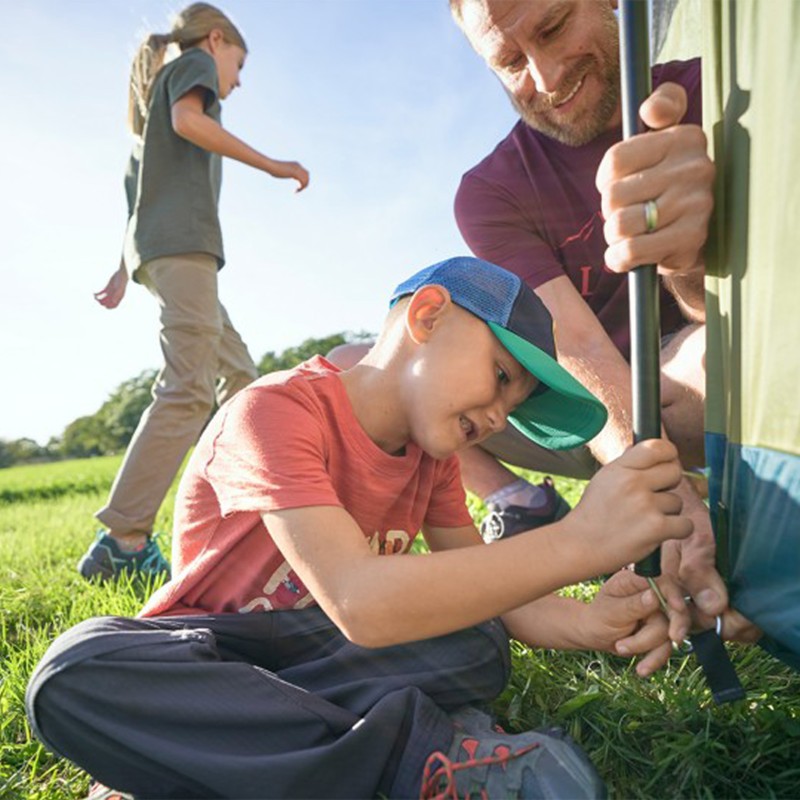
126,3,246,136
128,33,173,136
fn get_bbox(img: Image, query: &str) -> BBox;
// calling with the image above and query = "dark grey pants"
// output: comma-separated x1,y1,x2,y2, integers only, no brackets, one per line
26,608,510,799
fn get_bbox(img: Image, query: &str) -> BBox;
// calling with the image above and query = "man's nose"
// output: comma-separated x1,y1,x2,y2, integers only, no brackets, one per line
524,49,566,95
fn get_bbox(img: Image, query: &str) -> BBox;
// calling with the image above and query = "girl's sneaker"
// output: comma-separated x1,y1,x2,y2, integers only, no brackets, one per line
77,531,171,582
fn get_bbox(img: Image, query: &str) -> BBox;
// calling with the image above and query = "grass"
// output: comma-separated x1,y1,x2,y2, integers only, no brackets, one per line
1,458,799,799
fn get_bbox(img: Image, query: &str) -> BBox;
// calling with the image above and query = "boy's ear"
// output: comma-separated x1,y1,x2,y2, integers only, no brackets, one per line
405,285,452,344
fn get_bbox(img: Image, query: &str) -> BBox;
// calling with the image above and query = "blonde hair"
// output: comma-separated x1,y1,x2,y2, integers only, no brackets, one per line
128,2,247,135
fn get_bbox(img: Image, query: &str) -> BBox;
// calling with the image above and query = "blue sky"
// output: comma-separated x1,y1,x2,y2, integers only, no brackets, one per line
0,0,518,444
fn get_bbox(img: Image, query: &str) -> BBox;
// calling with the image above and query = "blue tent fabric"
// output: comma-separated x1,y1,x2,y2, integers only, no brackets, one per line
708,435,800,670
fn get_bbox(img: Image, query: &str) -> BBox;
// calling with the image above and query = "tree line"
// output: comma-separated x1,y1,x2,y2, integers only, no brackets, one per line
1,332,372,469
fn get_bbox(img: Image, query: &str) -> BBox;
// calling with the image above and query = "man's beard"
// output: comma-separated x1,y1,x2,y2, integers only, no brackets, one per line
509,44,621,147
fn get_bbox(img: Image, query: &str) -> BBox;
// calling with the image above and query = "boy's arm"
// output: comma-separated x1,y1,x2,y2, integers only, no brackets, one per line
171,88,309,191
262,439,690,649
500,571,689,676
425,524,686,675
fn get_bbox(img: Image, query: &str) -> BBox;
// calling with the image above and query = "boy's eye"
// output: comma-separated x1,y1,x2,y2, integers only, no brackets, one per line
497,367,510,385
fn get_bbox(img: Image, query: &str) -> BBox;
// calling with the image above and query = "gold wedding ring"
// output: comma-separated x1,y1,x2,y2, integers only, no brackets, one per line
644,199,659,234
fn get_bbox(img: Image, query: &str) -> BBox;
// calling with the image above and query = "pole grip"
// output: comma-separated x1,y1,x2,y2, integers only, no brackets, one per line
619,0,662,578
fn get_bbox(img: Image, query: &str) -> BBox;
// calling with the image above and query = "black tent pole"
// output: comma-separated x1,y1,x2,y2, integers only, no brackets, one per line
619,0,662,579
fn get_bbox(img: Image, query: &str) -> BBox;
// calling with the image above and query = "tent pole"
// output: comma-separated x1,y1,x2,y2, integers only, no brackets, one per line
619,0,662,579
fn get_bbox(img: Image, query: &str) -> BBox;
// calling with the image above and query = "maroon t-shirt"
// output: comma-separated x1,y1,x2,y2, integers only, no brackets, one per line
455,59,701,361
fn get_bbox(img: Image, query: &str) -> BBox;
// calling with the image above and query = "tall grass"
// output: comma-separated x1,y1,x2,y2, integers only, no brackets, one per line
1,458,798,799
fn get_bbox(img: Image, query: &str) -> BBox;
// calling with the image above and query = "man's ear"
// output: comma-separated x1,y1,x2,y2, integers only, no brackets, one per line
405,285,452,344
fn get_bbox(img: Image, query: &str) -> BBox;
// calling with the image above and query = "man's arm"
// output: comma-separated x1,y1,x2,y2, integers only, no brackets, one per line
536,275,722,604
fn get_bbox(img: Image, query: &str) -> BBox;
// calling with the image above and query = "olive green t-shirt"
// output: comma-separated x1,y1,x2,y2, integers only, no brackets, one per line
124,47,224,278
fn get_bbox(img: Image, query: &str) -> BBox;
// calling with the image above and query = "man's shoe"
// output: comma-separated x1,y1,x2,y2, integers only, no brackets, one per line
420,710,606,799
480,477,571,542
78,531,171,582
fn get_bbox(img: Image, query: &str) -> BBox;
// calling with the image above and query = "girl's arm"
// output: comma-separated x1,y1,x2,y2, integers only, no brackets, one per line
171,87,309,191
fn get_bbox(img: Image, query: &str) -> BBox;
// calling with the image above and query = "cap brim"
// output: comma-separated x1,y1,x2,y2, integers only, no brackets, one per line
488,322,608,451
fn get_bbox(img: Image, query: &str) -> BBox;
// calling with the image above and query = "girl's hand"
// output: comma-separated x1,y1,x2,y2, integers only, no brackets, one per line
272,160,310,192
582,569,690,677
94,264,129,309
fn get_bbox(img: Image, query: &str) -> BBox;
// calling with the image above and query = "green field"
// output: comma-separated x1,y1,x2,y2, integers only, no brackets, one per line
1,457,798,799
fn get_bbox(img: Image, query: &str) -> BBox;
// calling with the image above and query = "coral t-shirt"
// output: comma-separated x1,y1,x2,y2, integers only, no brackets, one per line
140,356,472,618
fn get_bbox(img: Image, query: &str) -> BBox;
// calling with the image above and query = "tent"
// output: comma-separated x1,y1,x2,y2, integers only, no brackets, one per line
703,0,800,670
659,0,800,669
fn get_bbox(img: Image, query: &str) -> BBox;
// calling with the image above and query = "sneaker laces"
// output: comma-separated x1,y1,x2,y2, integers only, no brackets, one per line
419,740,539,800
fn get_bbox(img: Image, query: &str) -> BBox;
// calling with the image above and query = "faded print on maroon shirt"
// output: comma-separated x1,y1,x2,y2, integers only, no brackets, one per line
455,59,701,361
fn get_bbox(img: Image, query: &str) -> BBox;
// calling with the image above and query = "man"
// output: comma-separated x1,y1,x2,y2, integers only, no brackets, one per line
449,0,741,632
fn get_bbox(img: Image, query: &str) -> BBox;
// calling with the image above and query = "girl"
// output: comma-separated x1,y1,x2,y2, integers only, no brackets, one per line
84,2,309,582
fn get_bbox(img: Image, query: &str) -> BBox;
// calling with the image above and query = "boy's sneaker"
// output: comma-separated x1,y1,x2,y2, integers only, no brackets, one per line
78,531,171,582
480,477,570,543
86,781,135,800
420,709,606,799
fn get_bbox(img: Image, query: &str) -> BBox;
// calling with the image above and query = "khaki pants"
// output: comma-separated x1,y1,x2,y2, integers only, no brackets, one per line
95,254,258,534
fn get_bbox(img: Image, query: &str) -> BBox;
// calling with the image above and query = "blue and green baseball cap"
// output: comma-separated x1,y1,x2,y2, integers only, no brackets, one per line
390,256,608,450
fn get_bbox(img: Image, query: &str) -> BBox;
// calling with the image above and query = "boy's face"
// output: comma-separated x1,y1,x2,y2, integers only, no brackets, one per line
403,297,537,460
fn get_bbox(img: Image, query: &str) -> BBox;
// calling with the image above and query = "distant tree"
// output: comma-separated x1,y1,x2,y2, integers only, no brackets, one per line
257,331,374,375
0,437,52,468
59,415,111,459
98,369,156,451
0,440,13,469
57,369,156,459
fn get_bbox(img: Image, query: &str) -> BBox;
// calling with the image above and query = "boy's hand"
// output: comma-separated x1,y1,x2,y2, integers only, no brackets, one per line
569,439,692,577
583,569,690,677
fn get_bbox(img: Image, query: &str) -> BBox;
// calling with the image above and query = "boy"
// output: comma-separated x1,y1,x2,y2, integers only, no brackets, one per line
27,257,690,799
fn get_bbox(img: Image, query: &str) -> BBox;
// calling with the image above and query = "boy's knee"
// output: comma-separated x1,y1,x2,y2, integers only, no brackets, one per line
26,617,112,755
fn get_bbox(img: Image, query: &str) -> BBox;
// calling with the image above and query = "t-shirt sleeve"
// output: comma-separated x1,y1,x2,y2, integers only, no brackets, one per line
424,455,474,529
454,170,566,290
166,50,219,111
653,58,702,126
203,383,342,516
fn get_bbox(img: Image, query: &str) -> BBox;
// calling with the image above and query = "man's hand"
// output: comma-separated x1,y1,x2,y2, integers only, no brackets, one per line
94,264,128,309
581,569,690,676
596,82,714,278
661,495,762,643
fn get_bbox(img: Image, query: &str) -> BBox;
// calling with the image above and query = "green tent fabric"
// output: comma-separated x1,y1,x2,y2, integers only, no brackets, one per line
701,0,800,668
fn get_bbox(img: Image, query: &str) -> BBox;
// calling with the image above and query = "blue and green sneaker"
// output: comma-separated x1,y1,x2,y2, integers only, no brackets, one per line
78,531,171,582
